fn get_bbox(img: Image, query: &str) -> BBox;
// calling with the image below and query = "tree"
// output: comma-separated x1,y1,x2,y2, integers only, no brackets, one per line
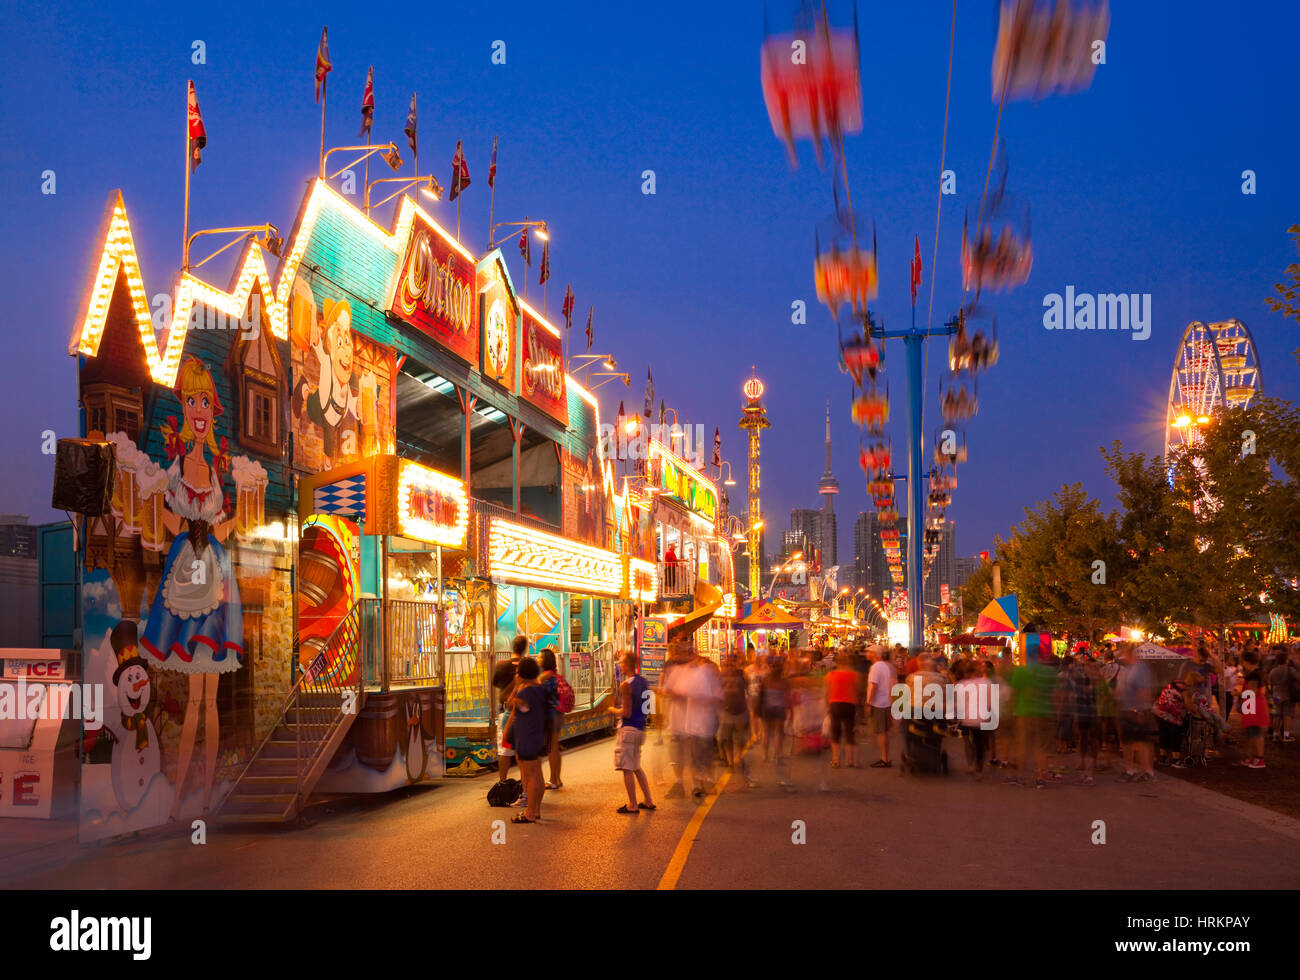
1264,223,1300,367
994,484,1123,640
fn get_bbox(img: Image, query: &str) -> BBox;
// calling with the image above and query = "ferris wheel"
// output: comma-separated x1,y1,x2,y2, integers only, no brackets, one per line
1164,319,1262,466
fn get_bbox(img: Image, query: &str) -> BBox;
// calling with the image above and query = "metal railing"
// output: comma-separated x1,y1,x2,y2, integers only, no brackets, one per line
659,560,697,597
569,639,616,711
355,597,442,690
386,598,442,687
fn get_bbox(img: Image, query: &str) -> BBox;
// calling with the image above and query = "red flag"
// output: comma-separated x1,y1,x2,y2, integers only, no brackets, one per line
404,93,418,157
450,141,471,201
539,239,550,286
187,80,207,170
315,26,331,103
488,135,498,189
585,307,593,351
562,285,574,330
519,228,531,266
910,235,922,307
360,66,374,138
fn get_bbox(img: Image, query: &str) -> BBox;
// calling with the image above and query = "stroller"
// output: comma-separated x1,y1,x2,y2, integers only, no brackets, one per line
1182,715,1217,767
900,719,949,775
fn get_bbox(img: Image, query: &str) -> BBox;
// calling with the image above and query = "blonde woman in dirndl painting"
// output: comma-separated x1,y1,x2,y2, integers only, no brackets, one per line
140,357,244,821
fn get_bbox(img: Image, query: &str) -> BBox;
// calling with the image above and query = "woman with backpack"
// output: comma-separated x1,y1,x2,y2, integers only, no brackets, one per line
538,648,568,790
1152,673,1191,768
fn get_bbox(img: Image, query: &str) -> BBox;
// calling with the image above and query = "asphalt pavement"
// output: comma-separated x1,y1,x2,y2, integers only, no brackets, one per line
9,729,1300,889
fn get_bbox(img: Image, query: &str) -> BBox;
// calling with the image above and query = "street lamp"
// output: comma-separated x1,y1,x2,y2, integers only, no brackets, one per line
365,173,442,215
323,141,402,182
718,459,737,486
185,223,282,272
489,217,549,251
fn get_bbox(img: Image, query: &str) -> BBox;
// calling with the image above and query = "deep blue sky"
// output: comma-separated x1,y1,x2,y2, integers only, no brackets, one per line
2,0,1297,564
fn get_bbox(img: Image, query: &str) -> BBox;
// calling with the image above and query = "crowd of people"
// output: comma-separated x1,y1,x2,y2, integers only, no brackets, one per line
491,630,1300,819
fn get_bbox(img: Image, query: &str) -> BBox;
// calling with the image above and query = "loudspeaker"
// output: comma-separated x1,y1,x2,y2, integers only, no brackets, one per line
51,438,116,516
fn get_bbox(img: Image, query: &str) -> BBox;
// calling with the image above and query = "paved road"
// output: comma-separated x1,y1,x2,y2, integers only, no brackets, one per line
11,731,1300,889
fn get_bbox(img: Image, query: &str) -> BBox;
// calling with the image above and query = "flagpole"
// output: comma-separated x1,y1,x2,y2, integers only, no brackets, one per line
319,76,327,178
364,130,371,214
488,139,496,250
183,135,191,270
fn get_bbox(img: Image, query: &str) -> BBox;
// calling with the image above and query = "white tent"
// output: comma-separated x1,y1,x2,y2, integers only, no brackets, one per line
1134,641,1185,660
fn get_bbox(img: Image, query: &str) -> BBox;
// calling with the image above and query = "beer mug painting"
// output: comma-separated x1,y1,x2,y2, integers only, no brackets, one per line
231,455,269,537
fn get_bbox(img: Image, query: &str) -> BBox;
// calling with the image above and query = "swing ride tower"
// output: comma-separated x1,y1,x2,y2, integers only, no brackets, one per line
738,374,770,598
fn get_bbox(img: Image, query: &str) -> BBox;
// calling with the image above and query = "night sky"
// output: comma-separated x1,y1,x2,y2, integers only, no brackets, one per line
2,0,1297,565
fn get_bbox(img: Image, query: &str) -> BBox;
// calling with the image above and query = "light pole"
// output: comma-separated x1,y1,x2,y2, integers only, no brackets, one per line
737,373,770,598
764,553,804,601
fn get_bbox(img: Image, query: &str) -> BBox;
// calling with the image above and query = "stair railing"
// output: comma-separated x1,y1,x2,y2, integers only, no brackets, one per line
224,601,367,811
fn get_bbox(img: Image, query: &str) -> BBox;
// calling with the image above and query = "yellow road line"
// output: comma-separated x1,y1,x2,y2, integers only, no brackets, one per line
657,769,731,890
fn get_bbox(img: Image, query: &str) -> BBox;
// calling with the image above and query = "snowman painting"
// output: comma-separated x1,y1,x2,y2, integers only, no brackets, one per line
403,697,427,783
106,621,161,813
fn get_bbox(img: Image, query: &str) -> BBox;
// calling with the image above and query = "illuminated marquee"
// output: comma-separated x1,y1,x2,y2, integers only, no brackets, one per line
626,557,659,602
650,441,718,522
488,518,622,596
520,300,568,426
396,460,468,548
391,213,477,363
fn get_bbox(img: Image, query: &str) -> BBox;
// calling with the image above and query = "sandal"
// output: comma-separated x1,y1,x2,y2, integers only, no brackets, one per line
871,760,892,768
638,802,657,810
616,804,639,814
511,814,535,824
545,782,561,790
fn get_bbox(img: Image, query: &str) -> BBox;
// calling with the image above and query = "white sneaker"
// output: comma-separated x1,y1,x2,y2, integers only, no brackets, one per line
511,795,528,808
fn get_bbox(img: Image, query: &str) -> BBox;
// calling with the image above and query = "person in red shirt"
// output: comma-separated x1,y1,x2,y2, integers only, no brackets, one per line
825,651,861,767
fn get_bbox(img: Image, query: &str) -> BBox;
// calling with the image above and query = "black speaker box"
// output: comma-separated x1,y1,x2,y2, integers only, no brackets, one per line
51,438,116,516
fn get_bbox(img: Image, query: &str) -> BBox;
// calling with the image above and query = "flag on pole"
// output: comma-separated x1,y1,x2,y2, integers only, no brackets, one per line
450,141,470,201
404,93,418,157
539,239,550,286
585,306,593,351
644,367,653,417
910,234,922,307
187,80,207,170
519,228,531,267
562,285,574,330
315,27,331,103
488,136,498,189
712,427,722,466
659,399,666,426
360,67,374,138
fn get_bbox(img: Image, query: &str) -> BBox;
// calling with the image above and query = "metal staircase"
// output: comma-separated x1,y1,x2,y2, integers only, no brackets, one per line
219,603,366,823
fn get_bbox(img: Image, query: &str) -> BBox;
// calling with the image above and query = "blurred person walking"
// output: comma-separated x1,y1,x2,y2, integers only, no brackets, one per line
685,650,723,798
719,655,756,787
759,657,793,786
1239,650,1270,768
955,660,993,779
1114,642,1156,782
660,643,694,798
825,650,860,768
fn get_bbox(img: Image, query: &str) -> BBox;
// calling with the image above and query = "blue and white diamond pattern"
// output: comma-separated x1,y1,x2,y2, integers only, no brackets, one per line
314,474,367,516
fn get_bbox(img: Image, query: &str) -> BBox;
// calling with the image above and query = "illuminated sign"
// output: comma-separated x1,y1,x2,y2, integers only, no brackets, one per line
396,460,468,548
650,441,717,522
626,557,659,602
520,301,568,426
478,254,518,393
391,213,477,363
488,518,622,596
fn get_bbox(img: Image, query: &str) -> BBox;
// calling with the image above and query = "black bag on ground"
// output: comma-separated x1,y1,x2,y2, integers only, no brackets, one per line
488,777,522,807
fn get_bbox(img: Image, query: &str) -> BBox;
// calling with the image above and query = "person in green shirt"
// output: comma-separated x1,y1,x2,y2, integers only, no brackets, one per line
1010,654,1058,788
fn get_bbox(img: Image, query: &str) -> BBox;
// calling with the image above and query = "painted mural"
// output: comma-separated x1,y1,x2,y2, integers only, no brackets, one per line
289,273,395,474
80,339,295,841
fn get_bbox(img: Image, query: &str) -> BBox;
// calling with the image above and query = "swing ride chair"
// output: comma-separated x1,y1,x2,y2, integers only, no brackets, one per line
760,2,863,168
992,0,1110,103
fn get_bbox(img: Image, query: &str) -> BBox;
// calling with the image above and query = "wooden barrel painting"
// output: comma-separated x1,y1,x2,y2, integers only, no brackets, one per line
353,693,402,771
517,596,560,641
414,687,445,743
